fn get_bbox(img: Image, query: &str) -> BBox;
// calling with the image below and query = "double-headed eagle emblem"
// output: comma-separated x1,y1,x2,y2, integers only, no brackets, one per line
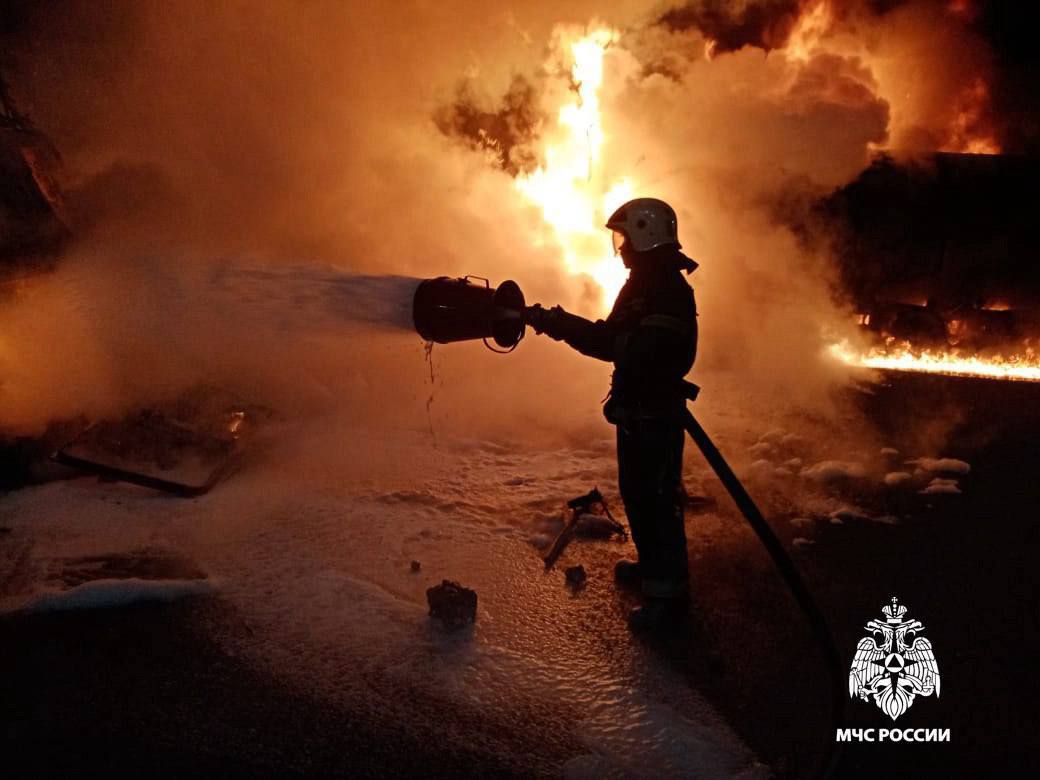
849,597,941,721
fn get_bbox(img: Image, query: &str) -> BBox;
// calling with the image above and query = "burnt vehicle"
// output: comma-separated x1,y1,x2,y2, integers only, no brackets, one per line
0,72,69,281
820,152,1040,350
1,76,259,495
0,73,72,488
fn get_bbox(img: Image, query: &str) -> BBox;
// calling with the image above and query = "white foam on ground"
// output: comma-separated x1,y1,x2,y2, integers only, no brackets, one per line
908,457,971,475
884,471,913,487
12,577,215,614
920,477,962,495
0,423,765,774
801,460,867,483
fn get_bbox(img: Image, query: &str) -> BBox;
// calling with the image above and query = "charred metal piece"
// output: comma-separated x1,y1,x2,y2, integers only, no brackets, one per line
818,152,1040,351
1,71,70,275
426,580,477,629
543,487,626,570
564,564,587,587
51,387,262,497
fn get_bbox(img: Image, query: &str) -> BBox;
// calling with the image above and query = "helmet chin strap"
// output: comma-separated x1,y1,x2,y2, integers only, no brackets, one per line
622,244,686,273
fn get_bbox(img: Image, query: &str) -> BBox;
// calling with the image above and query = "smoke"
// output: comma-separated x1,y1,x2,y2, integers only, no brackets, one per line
434,76,544,177
658,0,809,53
593,44,883,400
437,4,891,408
0,2,607,437
0,248,424,429
0,0,1032,447
654,0,1019,154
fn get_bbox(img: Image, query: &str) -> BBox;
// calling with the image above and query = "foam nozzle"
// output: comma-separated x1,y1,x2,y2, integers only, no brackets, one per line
413,276,526,348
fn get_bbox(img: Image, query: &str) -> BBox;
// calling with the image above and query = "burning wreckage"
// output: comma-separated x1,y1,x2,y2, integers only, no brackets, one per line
4,17,1036,503
822,151,1040,381
1,77,259,495
0,74,68,277
2,5,1039,775
4,144,1039,490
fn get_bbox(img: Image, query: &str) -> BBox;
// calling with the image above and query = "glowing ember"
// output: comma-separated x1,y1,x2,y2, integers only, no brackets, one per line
515,27,633,308
829,340,1040,382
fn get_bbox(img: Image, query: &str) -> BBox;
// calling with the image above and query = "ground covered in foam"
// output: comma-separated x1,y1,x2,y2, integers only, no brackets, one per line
0,420,766,777
3,371,1039,777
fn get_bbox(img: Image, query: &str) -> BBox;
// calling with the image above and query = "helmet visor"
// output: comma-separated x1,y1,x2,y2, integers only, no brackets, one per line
611,230,627,255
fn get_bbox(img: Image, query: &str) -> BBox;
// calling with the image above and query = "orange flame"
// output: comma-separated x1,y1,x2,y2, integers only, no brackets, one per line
785,0,833,62
943,76,1000,155
515,27,633,308
829,340,1040,382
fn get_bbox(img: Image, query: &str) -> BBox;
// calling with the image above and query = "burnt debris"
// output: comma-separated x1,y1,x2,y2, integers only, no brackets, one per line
426,580,477,630
564,564,587,588
815,152,1040,349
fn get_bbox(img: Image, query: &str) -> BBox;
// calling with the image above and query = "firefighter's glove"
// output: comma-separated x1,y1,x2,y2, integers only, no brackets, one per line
525,304,559,336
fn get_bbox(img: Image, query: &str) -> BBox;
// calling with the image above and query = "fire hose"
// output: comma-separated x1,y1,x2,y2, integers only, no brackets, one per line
680,389,844,779
413,276,844,777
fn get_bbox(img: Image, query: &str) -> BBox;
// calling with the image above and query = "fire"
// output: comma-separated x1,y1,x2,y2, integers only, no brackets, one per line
509,11,1005,317
515,27,633,308
776,0,1000,156
829,340,1040,382
785,0,833,62
943,76,1000,155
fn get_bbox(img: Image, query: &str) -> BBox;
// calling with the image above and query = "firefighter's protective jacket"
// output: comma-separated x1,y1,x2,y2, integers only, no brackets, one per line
540,246,698,422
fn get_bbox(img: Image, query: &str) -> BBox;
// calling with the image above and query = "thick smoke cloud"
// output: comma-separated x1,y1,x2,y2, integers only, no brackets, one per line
0,0,1029,444
1,1,651,440
434,76,544,177
658,0,809,53
656,0,1037,155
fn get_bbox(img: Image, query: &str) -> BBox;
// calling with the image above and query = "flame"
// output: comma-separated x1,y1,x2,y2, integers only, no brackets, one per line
778,0,1000,156
943,76,1000,155
511,14,1003,314
829,340,1040,382
515,27,633,308
785,0,833,62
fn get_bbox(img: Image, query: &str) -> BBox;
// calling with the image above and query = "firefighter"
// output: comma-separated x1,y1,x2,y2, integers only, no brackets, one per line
525,197,698,631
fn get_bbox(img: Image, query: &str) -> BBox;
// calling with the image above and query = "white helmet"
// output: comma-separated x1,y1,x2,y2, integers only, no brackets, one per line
605,197,680,254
